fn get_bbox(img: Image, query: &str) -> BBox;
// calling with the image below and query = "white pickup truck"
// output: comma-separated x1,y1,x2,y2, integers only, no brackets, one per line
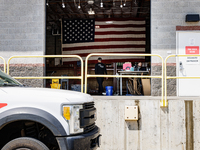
0,70,101,150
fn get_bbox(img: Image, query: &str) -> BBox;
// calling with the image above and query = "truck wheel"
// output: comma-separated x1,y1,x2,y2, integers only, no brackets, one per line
2,137,49,150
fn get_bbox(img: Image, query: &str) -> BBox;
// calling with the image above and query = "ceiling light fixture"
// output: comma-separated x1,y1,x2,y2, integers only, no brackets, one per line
88,8,95,15
46,0,49,6
113,0,115,6
88,0,94,5
123,0,126,6
134,0,137,5
120,0,123,8
100,0,103,8
78,0,81,9
62,0,65,8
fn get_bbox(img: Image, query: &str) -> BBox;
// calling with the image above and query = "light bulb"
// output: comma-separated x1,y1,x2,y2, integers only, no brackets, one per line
78,5,81,9
62,3,65,8
46,2,49,6
120,4,123,8
123,3,126,6
100,2,103,7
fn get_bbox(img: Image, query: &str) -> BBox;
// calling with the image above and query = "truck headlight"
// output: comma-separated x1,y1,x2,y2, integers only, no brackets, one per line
63,105,83,134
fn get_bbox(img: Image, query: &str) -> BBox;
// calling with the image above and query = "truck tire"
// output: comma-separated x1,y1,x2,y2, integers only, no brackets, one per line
2,137,49,150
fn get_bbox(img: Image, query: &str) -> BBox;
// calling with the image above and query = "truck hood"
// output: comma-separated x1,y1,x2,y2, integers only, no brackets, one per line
0,87,93,104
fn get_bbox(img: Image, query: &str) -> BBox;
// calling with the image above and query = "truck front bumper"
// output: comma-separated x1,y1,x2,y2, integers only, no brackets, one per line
56,126,101,150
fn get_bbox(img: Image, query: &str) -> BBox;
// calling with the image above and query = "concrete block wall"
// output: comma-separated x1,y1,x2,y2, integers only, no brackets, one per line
151,0,200,96
0,0,46,87
94,96,200,150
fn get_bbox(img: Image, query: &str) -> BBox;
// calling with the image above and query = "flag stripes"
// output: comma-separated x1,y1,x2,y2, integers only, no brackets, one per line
62,18,146,63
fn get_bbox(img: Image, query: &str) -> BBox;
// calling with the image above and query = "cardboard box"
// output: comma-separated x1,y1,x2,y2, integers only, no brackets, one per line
142,79,151,95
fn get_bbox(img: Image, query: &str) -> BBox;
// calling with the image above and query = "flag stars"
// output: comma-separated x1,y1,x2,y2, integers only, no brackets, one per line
63,19,94,43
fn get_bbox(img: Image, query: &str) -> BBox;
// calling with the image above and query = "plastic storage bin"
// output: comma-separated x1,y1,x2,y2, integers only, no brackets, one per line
106,86,113,96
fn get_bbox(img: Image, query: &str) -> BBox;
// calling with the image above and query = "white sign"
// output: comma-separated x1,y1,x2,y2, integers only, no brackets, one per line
186,56,199,64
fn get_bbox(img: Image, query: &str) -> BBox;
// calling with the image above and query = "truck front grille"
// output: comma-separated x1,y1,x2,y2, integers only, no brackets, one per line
80,102,96,133
84,123,96,133
83,102,94,109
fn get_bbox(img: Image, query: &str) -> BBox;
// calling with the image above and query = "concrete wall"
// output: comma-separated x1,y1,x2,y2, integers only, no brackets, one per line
94,96,200,150
151,0,200,96
0,0,46,86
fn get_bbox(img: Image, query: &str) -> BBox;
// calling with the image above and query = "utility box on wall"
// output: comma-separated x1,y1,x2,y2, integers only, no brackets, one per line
125,106,138,121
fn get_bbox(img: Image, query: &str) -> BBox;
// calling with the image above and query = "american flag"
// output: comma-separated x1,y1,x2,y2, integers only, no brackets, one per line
62,18,146,64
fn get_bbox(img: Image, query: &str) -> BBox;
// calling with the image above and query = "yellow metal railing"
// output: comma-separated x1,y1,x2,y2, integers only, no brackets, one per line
7,55,84,92
0,56,6,73
165,54,200,102
84,53,166,106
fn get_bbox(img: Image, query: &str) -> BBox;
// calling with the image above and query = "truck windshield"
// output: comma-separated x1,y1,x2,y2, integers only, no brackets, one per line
0,70,23,87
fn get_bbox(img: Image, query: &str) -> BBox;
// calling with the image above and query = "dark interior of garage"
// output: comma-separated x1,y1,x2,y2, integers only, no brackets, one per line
45,0,150,95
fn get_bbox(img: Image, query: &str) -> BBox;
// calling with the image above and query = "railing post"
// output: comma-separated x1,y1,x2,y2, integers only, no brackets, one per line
0,56,6,73
85,53,165,107
7,55,84,93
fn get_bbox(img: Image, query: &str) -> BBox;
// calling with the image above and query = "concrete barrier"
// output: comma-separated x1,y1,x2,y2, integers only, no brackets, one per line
94,96,200,150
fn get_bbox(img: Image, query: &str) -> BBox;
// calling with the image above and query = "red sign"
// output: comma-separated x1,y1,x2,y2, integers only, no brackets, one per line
185,46,199,54
0,103,7,109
